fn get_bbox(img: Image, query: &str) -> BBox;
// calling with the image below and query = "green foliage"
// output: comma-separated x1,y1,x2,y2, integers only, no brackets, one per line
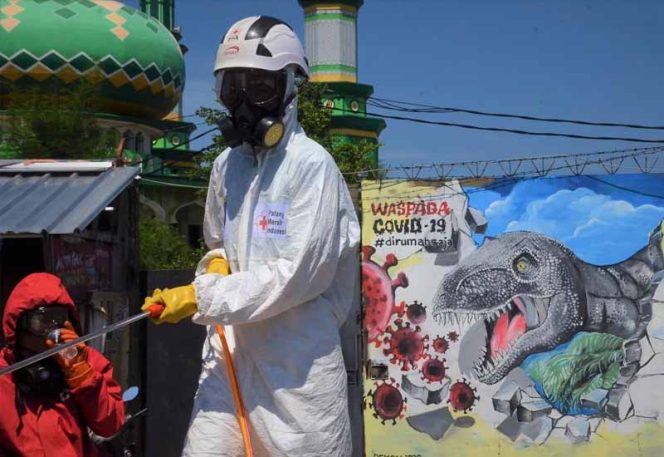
527,332,624,413
0,79,117,160
297,80,332,147
326,137,380,185
297,80,381,184
139,216,205,270
185,106,227,187
190,80,381,186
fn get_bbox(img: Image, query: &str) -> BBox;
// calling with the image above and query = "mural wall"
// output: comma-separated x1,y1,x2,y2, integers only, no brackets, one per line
361,175,664,457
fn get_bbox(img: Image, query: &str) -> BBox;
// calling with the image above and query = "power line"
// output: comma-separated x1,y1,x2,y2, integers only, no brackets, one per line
583,175,664,200
139,143,219,177
331,107,664,144
139,176,209,189
342,145,664,180
129,127,217,170
368,96,664,131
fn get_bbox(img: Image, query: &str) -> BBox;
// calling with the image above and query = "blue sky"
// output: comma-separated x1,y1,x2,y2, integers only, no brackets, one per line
467,174,664,264
125,1,664,170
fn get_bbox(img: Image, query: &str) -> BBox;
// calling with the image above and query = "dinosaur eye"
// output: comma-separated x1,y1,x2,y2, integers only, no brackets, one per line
513,253,537,279
516,259,528,272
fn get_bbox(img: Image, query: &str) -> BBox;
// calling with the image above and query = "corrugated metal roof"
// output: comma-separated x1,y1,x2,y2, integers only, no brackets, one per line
0,160,114,173
0,166,139,235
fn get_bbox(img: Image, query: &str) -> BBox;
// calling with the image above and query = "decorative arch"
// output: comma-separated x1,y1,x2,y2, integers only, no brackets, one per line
171,200,205,248
170,199,205,225
123,130,135,151
139,193,167,221
135,132,145,154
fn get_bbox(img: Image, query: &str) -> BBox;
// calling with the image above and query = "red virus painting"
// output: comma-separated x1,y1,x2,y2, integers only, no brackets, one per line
362,245,408,346
448,378,479,413
421,356,447,384
447,331,459,342
432,335,449,354
405,300,427,325
366,378,407,425
382,318,429,371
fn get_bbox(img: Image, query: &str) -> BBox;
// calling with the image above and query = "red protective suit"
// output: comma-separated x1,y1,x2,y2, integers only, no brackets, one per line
0,273,125,457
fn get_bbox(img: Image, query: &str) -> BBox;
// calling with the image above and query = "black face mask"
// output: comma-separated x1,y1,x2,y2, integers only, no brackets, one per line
13,306,71,395
217,97,285,149
217,68,287,149
13,355,66,396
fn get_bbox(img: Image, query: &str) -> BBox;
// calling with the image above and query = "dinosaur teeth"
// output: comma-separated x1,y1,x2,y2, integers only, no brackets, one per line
437,311,490,329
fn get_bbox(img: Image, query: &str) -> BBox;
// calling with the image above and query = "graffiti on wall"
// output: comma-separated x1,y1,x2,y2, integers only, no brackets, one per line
362,175,664,456
52,236,112,306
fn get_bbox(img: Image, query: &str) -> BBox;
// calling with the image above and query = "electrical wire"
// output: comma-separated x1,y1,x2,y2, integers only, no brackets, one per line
129,127,217,172
583,175,664,199
355,148,663,205
330,107,664,144
139,144,219,178
368,96,664,131
139,177,209,189
340,145,664,178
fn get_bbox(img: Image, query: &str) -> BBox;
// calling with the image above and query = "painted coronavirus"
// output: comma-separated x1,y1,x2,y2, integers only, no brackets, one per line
448,378,479,413
432,335,449,354
447,331,459,342
382,318,429,371
405,300,427,325
365,378,407,425
421,356,447,383
362,245,409,346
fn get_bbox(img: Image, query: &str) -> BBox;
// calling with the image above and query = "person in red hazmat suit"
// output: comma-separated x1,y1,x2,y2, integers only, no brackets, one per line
0,273,125,456
141,16,360,457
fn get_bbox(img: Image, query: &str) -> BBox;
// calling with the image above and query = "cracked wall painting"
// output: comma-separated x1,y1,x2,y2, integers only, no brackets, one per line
361,175,664,456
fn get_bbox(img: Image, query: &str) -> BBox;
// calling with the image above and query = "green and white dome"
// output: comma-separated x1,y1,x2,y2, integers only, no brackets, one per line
0,0,185,120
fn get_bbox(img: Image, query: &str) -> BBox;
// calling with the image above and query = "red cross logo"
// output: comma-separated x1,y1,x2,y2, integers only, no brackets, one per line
258,215,268,231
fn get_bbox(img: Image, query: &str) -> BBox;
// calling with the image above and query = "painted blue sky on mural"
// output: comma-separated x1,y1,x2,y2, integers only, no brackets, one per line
468,174,664,265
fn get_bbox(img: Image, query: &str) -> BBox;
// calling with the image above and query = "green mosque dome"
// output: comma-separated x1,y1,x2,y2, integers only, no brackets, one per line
0,0,185,120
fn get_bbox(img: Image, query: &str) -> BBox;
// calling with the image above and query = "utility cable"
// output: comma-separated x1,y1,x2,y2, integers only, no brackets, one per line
583,175,664,200
341,145,664,178
368,96,664,131
130,127,217,170
330,107,664,144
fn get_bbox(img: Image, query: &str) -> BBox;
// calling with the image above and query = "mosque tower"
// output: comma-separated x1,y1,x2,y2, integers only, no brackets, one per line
140,0,190,149
298,0,385,166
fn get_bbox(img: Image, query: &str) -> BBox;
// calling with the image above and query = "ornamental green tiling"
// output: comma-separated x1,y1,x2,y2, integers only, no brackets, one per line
0,0,185,120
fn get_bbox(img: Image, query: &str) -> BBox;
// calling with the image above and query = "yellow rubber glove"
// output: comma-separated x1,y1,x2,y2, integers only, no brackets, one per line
141,285,197,325
207,257,231,275
141,257,231,325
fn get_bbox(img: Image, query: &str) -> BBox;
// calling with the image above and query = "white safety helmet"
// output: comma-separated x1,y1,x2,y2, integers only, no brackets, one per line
214,16,309,77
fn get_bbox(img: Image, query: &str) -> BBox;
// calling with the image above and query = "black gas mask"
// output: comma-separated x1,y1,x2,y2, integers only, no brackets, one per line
216,68,288,149
14,306,71,395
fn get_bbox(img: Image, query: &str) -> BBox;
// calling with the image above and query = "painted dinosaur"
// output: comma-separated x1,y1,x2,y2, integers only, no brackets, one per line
432,221,664,385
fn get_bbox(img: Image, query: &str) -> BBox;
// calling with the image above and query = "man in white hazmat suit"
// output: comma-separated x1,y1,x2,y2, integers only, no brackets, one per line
142,16,359,457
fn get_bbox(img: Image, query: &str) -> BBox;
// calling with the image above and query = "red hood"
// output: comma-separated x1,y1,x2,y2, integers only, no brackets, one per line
2,273,80,348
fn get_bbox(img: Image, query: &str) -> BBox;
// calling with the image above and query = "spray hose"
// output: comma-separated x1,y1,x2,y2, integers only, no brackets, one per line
205,257,254,456
215,324,254,456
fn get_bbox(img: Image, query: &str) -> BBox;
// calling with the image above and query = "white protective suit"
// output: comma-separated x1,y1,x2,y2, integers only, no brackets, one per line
182,97,360,457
